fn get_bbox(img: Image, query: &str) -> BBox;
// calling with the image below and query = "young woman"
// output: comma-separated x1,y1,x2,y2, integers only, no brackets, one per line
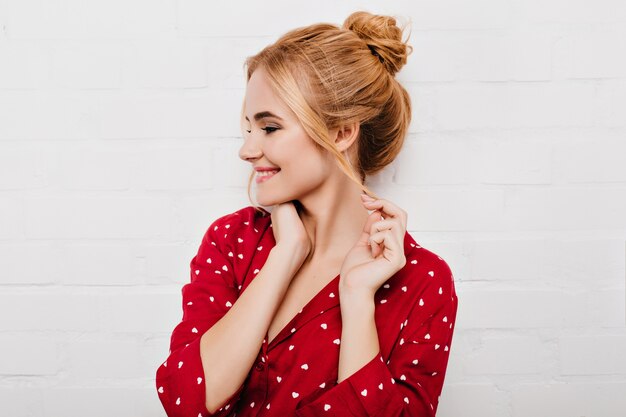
156,11,458,417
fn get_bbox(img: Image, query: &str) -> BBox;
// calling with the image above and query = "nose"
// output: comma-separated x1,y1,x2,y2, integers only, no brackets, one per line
238,130,262,163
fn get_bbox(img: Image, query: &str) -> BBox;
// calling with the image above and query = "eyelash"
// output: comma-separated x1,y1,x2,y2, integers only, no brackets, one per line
245,126,279,134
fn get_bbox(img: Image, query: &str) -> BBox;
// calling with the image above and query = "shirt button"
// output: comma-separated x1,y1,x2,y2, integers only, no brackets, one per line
255,361,265,371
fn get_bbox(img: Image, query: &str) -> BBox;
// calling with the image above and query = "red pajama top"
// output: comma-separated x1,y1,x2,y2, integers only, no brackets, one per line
156,205,458,417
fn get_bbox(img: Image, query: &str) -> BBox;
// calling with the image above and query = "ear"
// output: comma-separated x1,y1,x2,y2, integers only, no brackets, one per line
330,121,360,153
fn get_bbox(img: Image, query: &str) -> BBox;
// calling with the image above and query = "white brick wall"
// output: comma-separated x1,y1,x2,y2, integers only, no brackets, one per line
1,1,625,416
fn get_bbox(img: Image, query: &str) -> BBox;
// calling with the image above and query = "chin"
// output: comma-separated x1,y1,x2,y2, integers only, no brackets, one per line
255,193,281,207
256,192,297,208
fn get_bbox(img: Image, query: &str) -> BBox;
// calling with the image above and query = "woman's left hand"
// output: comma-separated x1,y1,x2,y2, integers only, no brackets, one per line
339,194,408,298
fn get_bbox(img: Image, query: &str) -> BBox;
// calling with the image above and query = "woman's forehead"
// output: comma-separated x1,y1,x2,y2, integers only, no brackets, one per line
243,89,294,122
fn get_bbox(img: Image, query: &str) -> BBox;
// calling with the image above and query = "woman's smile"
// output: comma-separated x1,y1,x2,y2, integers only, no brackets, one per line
255,169,281,184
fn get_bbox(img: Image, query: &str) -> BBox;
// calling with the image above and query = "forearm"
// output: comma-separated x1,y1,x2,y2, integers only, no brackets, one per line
200,245,306,413
337,288,379,383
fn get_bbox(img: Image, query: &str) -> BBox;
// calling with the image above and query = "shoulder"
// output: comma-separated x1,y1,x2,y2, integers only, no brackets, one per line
402,231,457,306
404,232,454,278
203,205,272,248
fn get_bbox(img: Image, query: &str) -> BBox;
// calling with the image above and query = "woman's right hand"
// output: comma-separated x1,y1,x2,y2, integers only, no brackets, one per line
270,201,311,261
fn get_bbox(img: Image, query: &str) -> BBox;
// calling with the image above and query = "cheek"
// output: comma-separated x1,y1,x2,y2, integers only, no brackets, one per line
287,145,327,172
272,132,331,178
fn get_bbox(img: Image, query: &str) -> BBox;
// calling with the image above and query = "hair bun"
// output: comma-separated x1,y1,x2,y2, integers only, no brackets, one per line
343,11,412,76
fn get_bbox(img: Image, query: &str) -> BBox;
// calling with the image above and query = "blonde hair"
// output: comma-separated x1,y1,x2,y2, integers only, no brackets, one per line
241,11,413,214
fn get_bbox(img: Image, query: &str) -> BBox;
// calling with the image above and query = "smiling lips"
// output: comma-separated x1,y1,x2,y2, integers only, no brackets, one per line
255,168,280,184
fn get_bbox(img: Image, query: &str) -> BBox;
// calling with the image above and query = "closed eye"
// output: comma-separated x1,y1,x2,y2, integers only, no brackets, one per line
244,126,280,134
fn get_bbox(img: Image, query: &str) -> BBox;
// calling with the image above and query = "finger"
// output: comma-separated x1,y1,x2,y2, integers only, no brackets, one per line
369,219,399,245
362,199,407,229
369,219,404,252
369,219,398,235
358,209,384,246
369,229,402,261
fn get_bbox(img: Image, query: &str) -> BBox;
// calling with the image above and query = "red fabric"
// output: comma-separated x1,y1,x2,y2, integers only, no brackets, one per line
156,206,458,417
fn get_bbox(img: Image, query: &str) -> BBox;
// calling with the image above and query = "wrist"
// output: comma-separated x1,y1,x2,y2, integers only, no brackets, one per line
269,245,308,271
339,278,375,301
339,285,376,312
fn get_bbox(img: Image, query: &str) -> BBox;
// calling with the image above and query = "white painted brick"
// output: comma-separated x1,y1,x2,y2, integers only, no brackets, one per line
5,0,175,39
54,141,218,191
0,292,99,332
178,0,358,37
553,26,626,79
0,243,60,285
458,289,563,328
141,242,193,285
471,237,622,287
0,334,58,375
478,139,552,185
404,32,459,82
503,187,626,231
0,195,23,238
560,289,626,329
510,0,626,25
56,145,133,190
465,334,551,374
434,83,596,130
396,0,513,30
0,91,100,140
136,144,214,190
398,189,506,232
212,142,252,188
559,334,626,375
97,89,244,140
120,39,208,89
64,337,145,379
407,29,552,82
543,239,625,286
0,1,9,38
42,387,166,417
58,243,140,286
0,387,44,417
437,383,509,417
100,291,181,333
175,192,253,240
395,138,472,185
23,196,173,239
440,329,477,381
560,291,594,328
555,139,626,183
589,290,626,328
0,40,49,88
206,37,271,89
595,79,626,128
507,29,554,81
466,30,549,82
404,85,439,133
0,145,48,189
141,334,173,376
512,382,626,417
50,41,122,89
470,239,547,282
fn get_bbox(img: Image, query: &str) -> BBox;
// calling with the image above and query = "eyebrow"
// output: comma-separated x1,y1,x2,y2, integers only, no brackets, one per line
244,111,284,122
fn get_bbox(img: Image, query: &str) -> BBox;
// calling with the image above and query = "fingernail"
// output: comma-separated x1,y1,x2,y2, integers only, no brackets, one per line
360,193,374,200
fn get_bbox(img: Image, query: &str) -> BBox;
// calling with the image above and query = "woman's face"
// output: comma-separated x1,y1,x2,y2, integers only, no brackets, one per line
239,67,334,207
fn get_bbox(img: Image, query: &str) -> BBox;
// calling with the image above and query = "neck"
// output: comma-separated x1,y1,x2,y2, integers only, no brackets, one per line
297,180,370,263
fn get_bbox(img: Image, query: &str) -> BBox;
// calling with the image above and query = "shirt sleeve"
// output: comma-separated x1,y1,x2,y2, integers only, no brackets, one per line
293,259,458,417
155,216,245,417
